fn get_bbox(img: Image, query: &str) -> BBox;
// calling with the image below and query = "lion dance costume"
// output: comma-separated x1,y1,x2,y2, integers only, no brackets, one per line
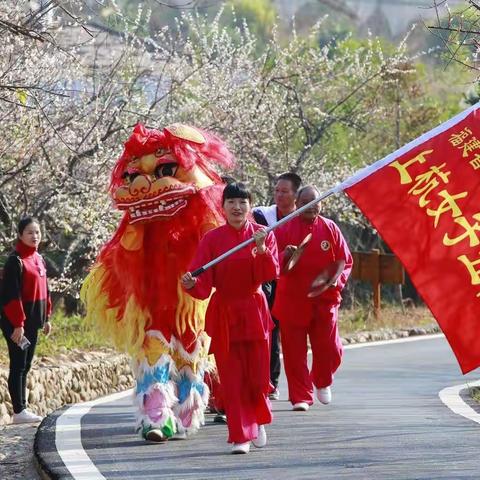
81,123,233,442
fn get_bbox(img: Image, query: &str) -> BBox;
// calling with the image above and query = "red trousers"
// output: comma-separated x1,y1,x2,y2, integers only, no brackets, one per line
280,302,342,405
215,339,272,443
205,370,225,413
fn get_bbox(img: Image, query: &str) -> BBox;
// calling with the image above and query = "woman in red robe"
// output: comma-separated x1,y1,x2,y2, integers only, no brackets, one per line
181,182,279,454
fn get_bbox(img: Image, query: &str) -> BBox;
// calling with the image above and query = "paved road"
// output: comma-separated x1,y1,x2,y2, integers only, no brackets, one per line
36,336,480,479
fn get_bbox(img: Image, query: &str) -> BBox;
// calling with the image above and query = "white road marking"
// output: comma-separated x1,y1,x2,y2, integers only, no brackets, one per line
343,333,443,349
346,334,480,427
439,379,480,425
54,333,477,479
55,389,133,479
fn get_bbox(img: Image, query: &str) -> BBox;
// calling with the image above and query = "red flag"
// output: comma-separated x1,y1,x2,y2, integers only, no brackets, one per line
343,104,480,374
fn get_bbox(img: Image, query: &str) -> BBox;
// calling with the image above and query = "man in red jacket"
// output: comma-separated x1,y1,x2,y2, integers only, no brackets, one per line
273,185,352,411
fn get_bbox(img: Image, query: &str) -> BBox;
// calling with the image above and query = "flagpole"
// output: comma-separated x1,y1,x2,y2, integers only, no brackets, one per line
191,185,341,277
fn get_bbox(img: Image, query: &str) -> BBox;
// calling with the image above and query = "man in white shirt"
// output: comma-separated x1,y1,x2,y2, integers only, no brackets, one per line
253,172,302,400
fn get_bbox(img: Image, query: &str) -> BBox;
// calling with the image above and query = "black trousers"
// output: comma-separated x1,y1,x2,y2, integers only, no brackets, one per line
0,317,39,414
270,317,281,388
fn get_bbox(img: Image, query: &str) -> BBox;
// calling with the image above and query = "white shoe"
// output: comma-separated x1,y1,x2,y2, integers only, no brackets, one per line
231,441,250,454
316,386,332,405
292,402,309,411
12,409,43,424
268,388,280,400
252,425,267,448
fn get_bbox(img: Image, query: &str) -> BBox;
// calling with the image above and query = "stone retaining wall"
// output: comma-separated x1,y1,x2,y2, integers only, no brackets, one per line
342,324,440,344
0,324,440,425
0,349,134,425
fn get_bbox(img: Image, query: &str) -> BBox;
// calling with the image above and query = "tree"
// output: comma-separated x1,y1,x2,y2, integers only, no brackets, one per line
293,1,357,44
426,0,480,72
221,0,277,45
315,0,357,21
0,1,461,296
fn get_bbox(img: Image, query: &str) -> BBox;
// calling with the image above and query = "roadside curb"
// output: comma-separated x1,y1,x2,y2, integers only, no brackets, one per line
341,323,440,345
34,407,69,480
0,351,134,426
439,379,480,426
460,386,480,416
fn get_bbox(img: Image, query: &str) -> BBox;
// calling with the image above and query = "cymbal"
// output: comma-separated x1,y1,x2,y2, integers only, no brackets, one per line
283,233,313,273
307,261,342,298
307,279,330,298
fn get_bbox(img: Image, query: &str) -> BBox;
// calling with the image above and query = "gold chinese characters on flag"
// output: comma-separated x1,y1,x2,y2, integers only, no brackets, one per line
344,104,480,374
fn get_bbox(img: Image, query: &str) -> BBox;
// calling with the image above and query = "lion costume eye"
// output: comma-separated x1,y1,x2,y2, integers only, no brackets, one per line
121,171,141,184
154,163,178,178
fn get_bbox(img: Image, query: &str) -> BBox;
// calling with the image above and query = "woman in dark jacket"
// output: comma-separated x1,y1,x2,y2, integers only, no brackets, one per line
0,217,52,423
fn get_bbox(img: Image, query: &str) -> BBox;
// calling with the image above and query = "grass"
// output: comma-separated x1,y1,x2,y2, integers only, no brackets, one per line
470,387,480,404
339,303,435,336
0,303,436,366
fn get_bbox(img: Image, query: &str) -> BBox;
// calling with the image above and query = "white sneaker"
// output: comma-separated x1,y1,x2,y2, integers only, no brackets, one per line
231,441,250,454
316,386,332,405
292,402,309,411
268,388,280,400
12,409,43,424
252,425,267,448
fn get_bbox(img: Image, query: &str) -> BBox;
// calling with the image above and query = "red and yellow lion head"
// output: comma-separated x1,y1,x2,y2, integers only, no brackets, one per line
111,123,234,223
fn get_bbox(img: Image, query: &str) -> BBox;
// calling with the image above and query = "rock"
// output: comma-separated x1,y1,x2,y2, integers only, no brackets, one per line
409,328,426,336
0,350,134,426
370,332,384,341
0,414,10,426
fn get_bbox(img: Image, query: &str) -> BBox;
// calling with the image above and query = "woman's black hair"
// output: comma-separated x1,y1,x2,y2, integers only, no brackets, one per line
222,182,252,204
220,175,236,185
17,216,40,235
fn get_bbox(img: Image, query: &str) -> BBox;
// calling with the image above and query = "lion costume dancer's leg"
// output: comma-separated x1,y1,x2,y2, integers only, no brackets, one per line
82,268,211,442
169,284,211,438
135,330,210,441
135,337,177,441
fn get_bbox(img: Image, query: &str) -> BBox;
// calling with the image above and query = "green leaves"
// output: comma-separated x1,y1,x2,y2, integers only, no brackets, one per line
16,89,27,105
261,49,277,75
